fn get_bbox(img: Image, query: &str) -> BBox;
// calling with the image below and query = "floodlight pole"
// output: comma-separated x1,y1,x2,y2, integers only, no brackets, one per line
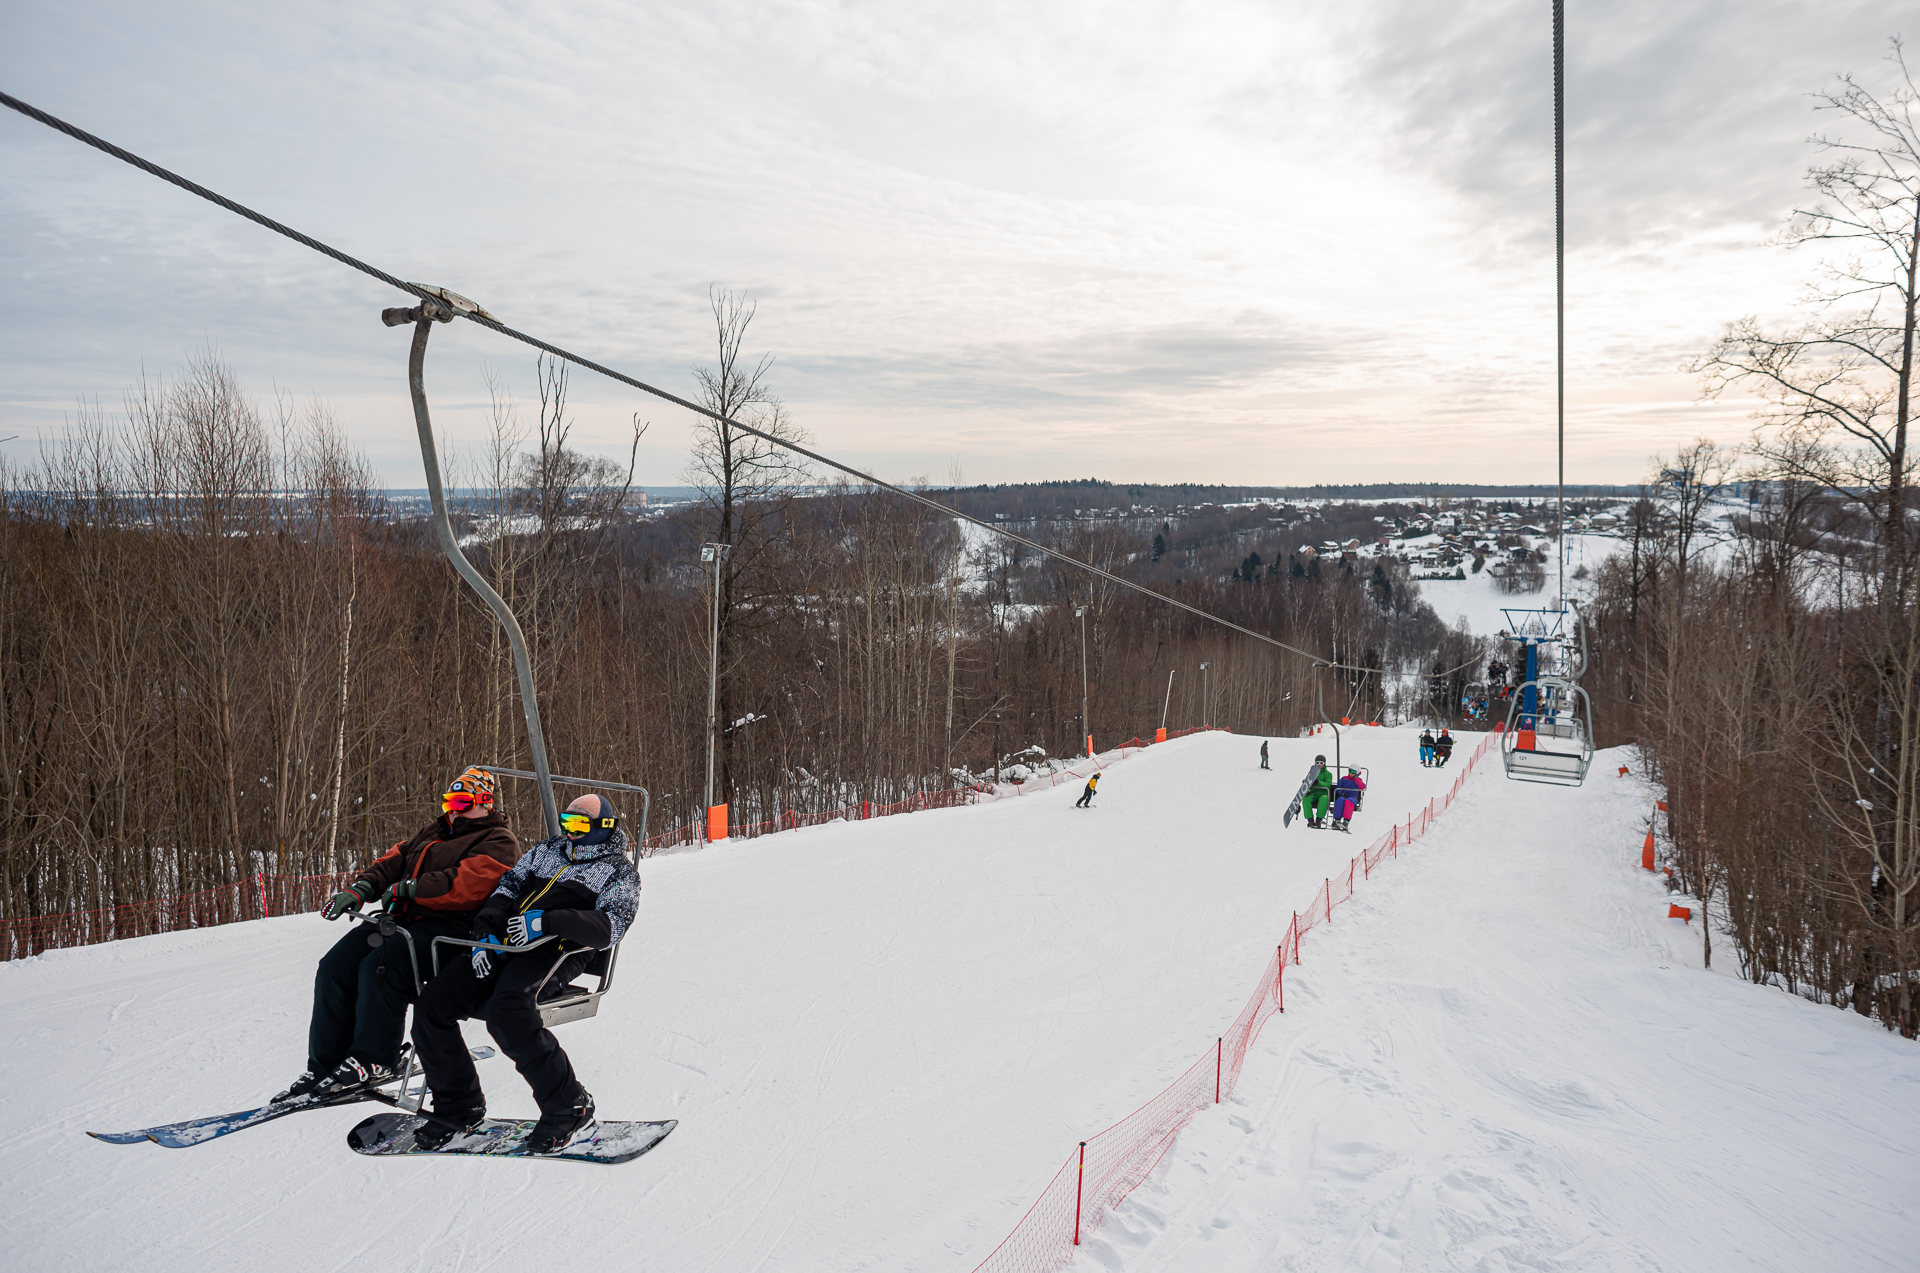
384,300,558,837
1200,662,1211,729
702,542,730,824
1075,605,1090,757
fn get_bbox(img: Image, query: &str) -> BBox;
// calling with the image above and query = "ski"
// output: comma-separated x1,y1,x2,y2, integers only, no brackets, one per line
88,1047,495,1148
347,1112,677,1165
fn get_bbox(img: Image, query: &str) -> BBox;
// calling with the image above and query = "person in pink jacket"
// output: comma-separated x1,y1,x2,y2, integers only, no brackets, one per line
1332,768,1367,832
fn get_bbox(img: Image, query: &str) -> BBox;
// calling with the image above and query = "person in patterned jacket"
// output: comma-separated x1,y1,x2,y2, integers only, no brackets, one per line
409,792,641,1153
274,765,519,1104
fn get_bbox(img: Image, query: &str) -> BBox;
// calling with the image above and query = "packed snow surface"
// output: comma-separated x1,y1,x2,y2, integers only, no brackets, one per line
1093,746,1920,1272
5,730,1915,1271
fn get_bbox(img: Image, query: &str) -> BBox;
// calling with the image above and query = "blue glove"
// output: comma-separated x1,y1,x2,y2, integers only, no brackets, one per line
472,934,503,978
506,911,544,946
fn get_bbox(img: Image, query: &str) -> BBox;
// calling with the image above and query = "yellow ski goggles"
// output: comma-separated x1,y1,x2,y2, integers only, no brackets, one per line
561,812,616,836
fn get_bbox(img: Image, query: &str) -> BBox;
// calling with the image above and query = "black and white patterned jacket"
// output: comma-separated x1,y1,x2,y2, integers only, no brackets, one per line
473,828,641,950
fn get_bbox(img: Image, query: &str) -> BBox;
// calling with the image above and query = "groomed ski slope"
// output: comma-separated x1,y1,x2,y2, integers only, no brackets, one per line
2,729,1913,1271
3,729,1446,1272
1094,745,1920,1272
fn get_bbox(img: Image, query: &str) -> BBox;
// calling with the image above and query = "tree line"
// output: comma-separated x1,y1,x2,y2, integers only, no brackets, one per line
0,343,1453,934
1581,45,1919,1037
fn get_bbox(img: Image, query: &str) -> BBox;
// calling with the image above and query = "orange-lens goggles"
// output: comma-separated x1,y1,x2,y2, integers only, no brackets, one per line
442,792,488,814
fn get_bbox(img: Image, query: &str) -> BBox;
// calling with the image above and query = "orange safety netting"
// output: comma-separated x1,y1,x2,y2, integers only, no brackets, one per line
971,727,1503,1271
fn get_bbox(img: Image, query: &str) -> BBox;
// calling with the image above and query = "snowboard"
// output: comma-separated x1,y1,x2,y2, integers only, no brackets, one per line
347,1111,677,1165
88,1047,494,1148
1283,767,1321,829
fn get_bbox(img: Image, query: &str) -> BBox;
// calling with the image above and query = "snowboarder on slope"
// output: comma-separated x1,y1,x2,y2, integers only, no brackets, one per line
1260,740,1270,770
1418,729,1435,767
1434,729,1455,767
277,766,520,1103
1075,773,1101,808
409,793,641,1153
1333,768,1367,832
1304,756,1334,828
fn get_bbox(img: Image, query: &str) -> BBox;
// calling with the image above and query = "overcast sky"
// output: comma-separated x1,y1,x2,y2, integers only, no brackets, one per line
0,1,1904,488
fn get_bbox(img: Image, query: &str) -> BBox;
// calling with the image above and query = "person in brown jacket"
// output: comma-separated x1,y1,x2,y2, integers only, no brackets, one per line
273,766,521,1103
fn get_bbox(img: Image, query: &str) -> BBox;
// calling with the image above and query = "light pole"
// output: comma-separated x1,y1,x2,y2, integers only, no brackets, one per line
1199,661,1211,728
1158,669,1175,742
1074,605,1090,757
701,542,730,839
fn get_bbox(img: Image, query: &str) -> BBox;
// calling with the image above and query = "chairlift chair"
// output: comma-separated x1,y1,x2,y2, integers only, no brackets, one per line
346,763,650,1109
1500,676,1594,786
361,306,658,1113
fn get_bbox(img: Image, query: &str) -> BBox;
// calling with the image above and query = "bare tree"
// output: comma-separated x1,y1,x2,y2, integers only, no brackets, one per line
685,287,810,807
1693,40,1919,597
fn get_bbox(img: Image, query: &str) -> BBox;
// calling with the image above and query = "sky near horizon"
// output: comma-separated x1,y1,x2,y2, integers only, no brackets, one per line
0,1,1904,489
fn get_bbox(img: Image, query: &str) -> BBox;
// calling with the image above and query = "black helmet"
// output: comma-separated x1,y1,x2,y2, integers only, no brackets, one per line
1314,754,1326,763
561,794,619,847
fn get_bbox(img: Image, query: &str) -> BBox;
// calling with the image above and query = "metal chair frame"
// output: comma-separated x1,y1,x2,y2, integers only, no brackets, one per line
431,933,621,1030
1500,677,1594,786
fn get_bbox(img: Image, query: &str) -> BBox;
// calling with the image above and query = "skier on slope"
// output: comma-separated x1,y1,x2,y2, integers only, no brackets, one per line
1434,729,1455,767
1075,772,1101,808
1418,729,1435,767
409,793,641,1153
1333,768,1367,833
1260,740,1270,770
276,766,520,1103
1304,756,1334,828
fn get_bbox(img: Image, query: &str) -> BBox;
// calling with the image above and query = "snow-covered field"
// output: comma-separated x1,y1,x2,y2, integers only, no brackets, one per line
1409,532,1624,638
5,729,1915,1272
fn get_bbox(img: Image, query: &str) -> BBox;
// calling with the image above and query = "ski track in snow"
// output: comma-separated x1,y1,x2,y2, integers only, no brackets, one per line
1085,748,1919,1273
5,731,1916,1271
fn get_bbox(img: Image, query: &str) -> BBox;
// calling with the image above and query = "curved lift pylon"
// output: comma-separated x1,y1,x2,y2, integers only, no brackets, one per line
366,294,649,1111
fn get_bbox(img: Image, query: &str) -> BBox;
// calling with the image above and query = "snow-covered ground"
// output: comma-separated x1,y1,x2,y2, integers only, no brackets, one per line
1091,747,1920,1272
1406,532,1624,638
5,729,1915,1272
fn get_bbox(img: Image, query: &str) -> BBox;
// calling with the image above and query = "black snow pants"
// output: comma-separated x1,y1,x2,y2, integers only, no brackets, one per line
412,945,595,1115
309,913,467,1073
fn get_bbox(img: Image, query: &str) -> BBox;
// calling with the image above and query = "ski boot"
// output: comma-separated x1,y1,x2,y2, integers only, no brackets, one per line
527,1086,597,1154
310,1056,395,1100
272,1069,324,1104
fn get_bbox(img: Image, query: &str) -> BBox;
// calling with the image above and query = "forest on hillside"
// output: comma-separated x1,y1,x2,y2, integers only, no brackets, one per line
0,352,1470,934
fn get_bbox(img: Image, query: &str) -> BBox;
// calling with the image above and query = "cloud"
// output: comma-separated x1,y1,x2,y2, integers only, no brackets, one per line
0,0,1904,485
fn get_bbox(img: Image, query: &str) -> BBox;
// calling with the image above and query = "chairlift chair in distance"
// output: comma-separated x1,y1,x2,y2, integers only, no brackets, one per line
1500,676,1594,786
1497,602,1593,787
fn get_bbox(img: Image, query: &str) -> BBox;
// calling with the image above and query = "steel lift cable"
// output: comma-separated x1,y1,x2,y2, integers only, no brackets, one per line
1,88,1349,671
1554,0,1567,605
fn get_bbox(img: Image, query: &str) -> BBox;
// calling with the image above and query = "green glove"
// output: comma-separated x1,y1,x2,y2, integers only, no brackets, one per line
322,881,376,920
381,878,418,907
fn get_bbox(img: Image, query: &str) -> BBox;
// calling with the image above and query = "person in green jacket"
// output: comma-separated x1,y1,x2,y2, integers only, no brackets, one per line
1304,755,1334,828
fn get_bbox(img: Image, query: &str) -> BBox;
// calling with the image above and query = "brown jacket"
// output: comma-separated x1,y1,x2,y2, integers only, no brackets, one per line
355,809,520,924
